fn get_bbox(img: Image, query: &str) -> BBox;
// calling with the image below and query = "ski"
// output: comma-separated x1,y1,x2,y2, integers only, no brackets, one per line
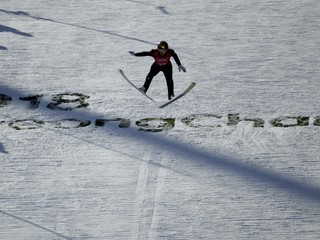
119,69,157,103
119,69,195,108
159,82,196,108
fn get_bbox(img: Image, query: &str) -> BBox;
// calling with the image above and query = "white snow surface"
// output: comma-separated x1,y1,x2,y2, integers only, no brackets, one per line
1,0,320,239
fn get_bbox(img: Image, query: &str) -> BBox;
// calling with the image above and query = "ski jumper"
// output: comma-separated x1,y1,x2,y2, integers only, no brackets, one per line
134,49,182,99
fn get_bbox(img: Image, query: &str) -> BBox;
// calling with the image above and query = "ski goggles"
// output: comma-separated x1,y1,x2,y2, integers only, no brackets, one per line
158,48,167,54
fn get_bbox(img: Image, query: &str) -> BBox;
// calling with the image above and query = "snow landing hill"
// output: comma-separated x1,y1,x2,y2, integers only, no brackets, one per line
1,0,320,240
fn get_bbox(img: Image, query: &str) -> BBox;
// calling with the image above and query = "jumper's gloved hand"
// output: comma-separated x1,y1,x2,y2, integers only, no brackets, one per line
129,51,136,56
178,65,186,72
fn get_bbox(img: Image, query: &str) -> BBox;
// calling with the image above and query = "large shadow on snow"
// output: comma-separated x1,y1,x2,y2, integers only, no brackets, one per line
1,84,320,203
1,84,320,239
0,9,155,45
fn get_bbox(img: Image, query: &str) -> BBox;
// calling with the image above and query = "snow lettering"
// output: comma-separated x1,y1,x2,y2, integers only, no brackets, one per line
1,92,320,131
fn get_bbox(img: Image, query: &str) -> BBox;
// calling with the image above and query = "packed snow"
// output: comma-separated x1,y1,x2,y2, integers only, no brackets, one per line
1,0,320,239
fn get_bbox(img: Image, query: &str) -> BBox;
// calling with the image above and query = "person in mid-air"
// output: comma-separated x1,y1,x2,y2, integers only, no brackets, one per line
129,41,186,100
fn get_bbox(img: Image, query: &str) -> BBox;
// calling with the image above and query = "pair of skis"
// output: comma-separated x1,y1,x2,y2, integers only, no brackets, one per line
119,69,195,108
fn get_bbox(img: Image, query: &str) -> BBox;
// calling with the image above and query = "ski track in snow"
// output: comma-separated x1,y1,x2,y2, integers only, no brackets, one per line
1,0,320,239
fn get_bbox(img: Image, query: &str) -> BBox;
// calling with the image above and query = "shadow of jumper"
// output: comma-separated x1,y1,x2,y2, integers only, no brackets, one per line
0,9,154,45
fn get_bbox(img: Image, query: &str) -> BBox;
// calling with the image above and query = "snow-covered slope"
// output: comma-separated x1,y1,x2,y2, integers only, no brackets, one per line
1,1,320,239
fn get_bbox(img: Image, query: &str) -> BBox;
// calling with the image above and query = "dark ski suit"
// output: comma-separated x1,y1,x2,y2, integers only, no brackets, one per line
134,49,182,99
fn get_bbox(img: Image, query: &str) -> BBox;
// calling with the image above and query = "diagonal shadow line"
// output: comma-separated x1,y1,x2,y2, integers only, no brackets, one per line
0,210,73,240
123,0,155,7
0,9,155,45
1,83,320,203
48,128,192,177
0,97,187,176
157,6,170,15
123,0,170,15
1,112,191,177
69,129,191,177
0,24,33,37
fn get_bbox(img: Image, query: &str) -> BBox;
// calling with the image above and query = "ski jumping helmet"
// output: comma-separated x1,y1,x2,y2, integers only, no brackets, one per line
158,41,168,50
